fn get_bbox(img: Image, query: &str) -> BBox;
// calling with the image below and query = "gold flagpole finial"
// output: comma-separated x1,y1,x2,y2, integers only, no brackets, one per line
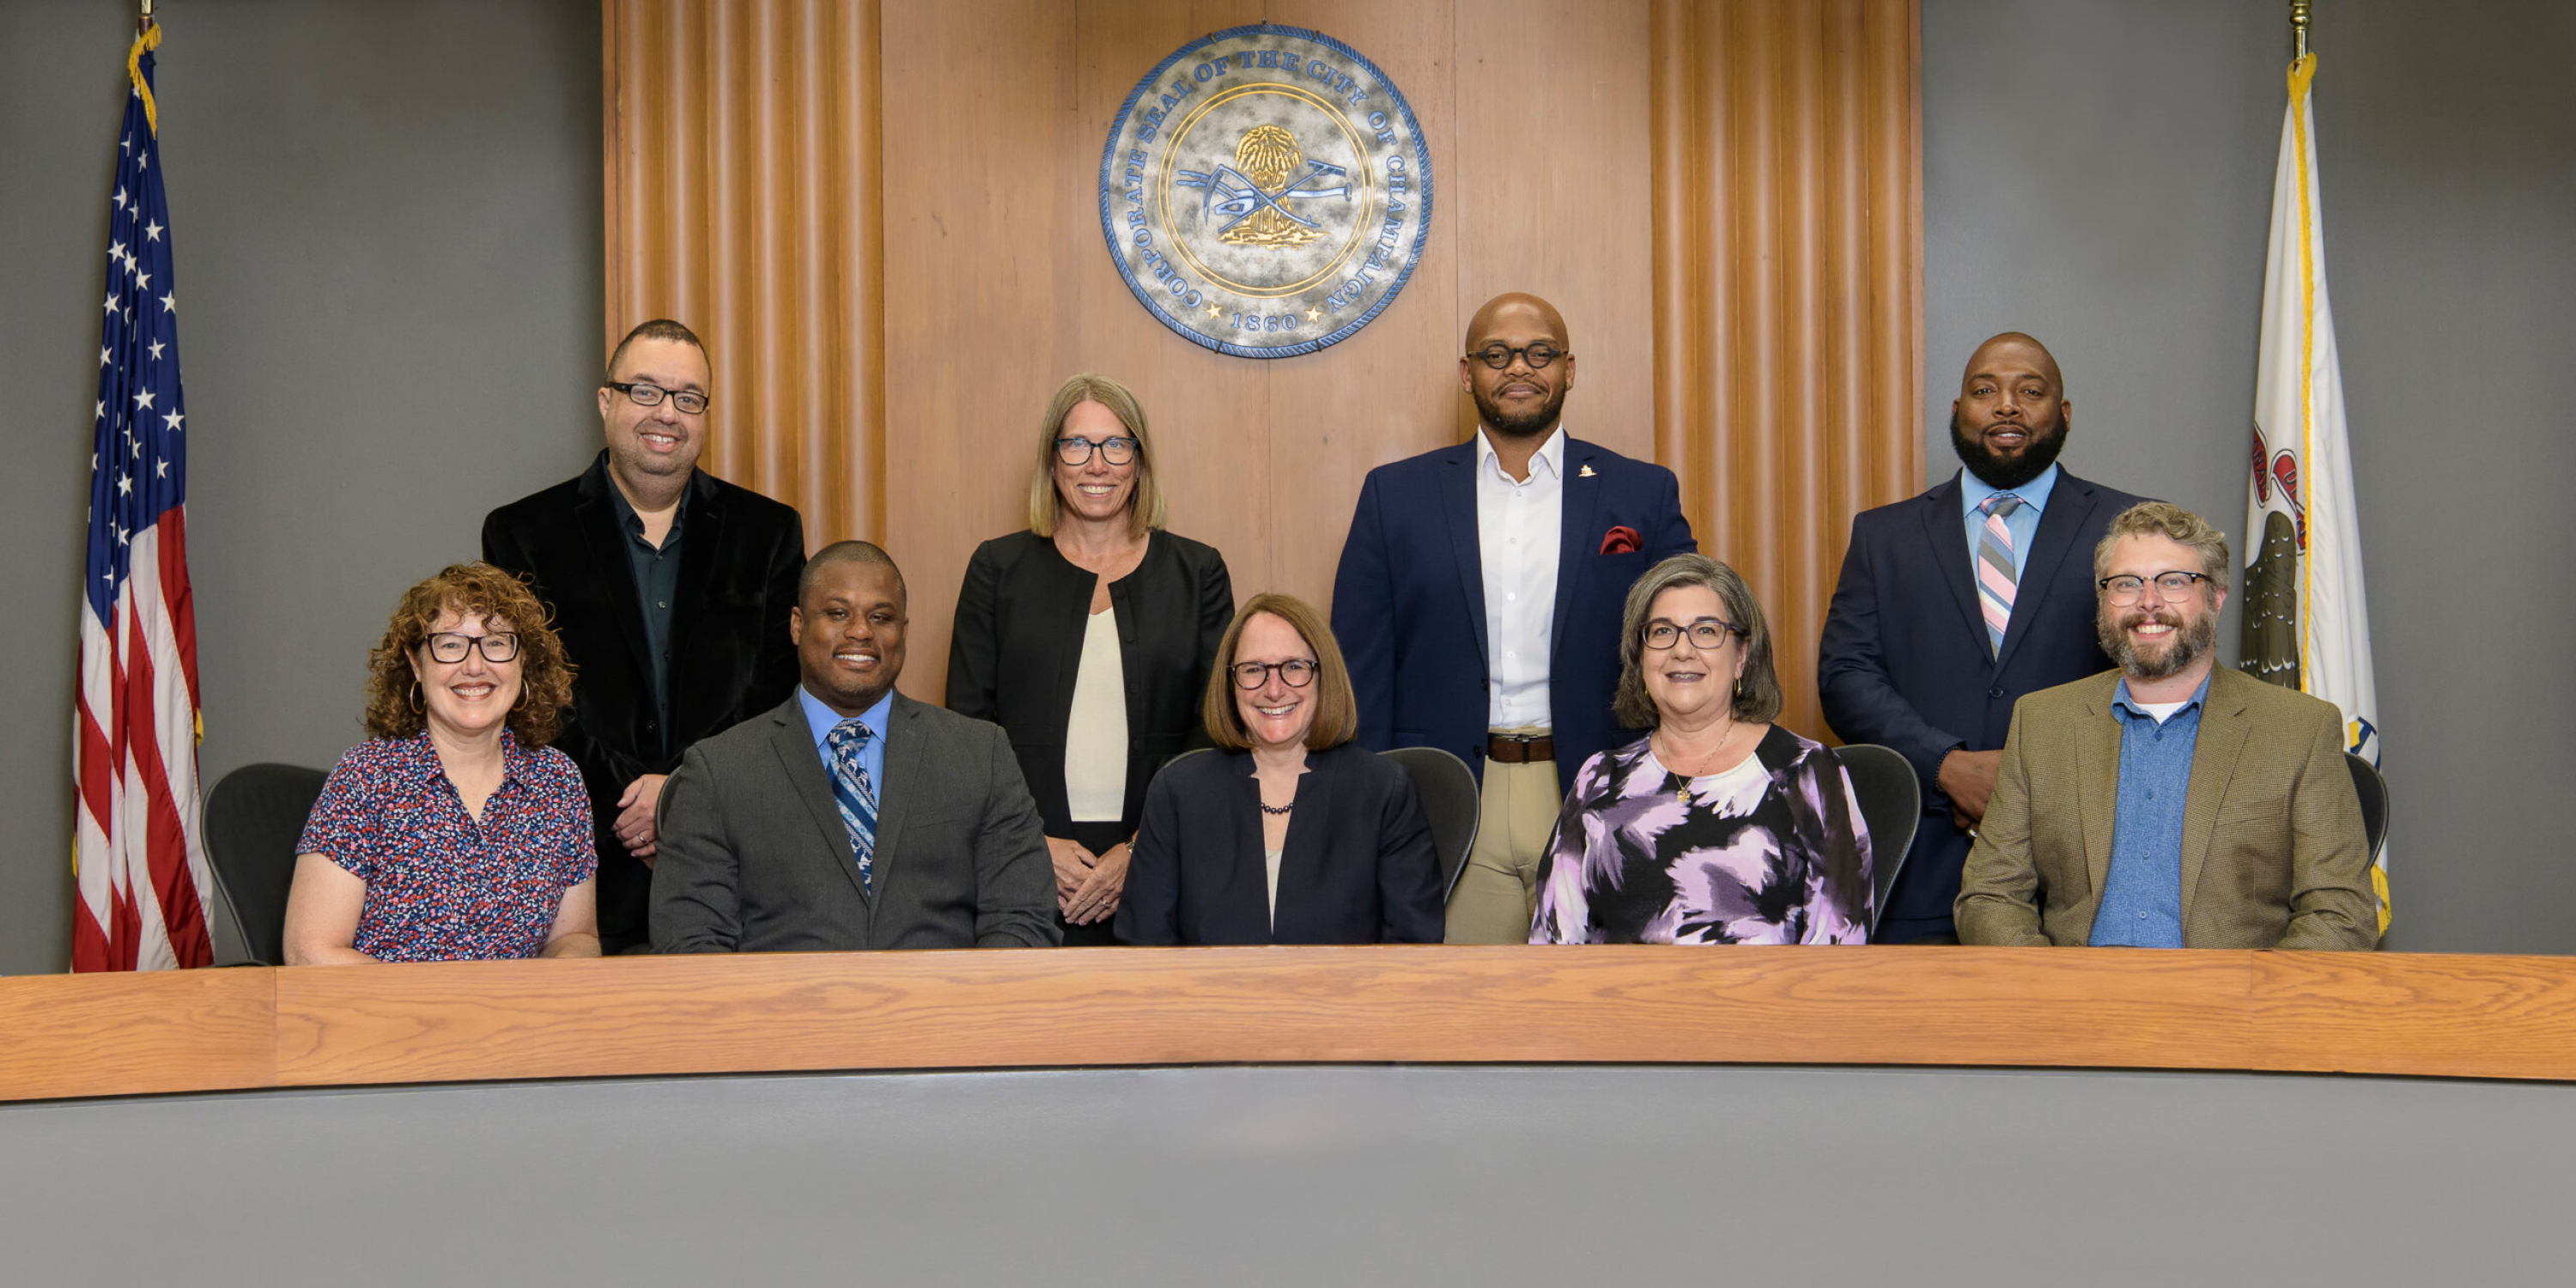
2290,0,2312,61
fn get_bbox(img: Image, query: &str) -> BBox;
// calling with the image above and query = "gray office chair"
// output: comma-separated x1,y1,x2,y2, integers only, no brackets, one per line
202,762,330,966
1832,743,1921,939
1380,745,1482,901
2345,751,2390,864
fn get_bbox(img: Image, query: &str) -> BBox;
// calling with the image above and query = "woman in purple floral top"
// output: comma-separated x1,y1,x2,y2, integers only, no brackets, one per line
1531,555,1872,945
284,563,599,963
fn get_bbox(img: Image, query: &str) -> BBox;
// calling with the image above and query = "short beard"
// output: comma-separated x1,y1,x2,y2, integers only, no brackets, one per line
2098,600,2217,682
1951,408,2069,490
1473,380,1570,439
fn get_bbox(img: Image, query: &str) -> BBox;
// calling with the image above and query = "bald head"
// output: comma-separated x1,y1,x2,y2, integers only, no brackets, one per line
1950,332,2072,489
798,539,906,608
1461,293,1577,440
1961,331,2064,394
1465,293,1569,349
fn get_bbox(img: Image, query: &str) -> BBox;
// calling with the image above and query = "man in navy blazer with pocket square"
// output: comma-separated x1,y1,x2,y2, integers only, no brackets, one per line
1819,332,2149,943
1333,293,1695,943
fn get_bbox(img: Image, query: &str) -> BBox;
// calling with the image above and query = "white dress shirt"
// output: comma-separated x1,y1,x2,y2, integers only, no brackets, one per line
1476,425,1565,729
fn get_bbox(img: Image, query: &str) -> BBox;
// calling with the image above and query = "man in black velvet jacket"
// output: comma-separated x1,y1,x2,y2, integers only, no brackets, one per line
482,319,805,951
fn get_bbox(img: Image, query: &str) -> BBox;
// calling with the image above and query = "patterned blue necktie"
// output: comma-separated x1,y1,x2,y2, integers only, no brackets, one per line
824,719,878,895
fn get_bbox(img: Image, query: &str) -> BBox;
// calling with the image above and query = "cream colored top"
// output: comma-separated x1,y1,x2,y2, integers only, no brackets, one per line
1264,845,1285,928
1063,608,1128,822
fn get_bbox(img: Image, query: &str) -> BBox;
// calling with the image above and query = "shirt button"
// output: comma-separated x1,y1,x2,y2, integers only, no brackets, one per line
658,600,668,608
1506,592,1516,601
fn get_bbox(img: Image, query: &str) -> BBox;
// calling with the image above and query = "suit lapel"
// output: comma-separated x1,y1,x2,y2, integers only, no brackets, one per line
872,696,923,897
2177,674,2251,925
769,702,872,904
2075,682,2122,900
1552,437,1604,661
1994,477,2093,671
1225,758,1271,939
1437,445,1490,668
573,466,655,685
665,471,727,686
1273,756,1338,942
1918,474,1989,656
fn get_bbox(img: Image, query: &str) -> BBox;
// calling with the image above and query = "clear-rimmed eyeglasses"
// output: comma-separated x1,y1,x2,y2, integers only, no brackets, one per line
1467,342,1567,371
2098,571,2210,605
1642,618,1740,651
1055,435,1140,466
1230,659,1318,689
424,632,521,664
603,380,709,415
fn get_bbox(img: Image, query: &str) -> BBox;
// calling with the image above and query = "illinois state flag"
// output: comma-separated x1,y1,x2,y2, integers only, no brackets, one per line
74,22,216,971
2240,52,2386,933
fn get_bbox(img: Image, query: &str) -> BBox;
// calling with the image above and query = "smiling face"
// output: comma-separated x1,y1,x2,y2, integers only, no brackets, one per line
1638,585,1747,726
1950,334,2070,489
1230,611,1320,753
597,335,709,489
1459,295,1576,440
1050,399,1139,527
791,558,908,716
410,607,524,742
2096,532,2227,683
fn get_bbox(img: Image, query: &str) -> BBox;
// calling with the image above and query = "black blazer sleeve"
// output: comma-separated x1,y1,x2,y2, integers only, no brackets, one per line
1179,545,1235,751
1374,766,1444,943
751,515,805,714
1115,760,1187,945
945,539,1005,724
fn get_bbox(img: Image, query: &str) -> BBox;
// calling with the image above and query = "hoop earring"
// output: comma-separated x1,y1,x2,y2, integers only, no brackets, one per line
511,688,529,714
408,681,424,714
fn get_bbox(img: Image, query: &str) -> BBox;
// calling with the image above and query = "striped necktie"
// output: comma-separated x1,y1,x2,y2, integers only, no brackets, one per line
824,719,878,895
1976,493,2024,656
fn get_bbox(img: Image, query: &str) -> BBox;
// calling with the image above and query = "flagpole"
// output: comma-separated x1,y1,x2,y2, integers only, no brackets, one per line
2291,1,2311,60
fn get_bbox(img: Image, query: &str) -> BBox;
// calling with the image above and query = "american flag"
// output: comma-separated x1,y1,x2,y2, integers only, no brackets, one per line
74,25,214,972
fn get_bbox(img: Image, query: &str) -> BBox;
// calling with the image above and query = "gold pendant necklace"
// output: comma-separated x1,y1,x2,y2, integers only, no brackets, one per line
1659,723,1737,803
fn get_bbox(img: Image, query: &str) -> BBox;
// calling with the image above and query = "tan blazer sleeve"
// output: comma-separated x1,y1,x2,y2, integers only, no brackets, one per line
1955,702,2050,946
2275,702,2379,951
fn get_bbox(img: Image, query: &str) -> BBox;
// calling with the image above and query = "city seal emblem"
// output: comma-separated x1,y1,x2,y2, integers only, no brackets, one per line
1099,25,1432,359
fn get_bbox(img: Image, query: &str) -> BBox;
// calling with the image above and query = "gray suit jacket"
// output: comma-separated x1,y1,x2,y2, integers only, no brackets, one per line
1954,665,2377,950
651,692,1060,951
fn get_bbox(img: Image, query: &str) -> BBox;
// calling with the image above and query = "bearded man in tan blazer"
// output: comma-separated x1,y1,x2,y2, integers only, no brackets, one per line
1955,502,2376,950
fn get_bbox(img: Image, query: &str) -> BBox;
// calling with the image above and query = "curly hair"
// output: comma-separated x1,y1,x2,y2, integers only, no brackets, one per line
361,562,576,745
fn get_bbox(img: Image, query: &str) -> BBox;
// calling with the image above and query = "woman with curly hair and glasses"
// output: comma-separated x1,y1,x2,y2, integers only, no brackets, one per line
283,562,599,963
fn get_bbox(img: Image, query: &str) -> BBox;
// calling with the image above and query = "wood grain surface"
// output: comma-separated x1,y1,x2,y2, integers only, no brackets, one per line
15,948,2576,1103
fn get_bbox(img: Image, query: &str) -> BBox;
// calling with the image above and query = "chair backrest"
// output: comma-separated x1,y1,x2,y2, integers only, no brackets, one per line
1832,743,1921,939
202,762,330,966
1379,746,1482,901
2345,751,2390,865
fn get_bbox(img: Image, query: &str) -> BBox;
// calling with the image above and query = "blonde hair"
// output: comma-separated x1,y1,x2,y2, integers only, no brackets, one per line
1200,593,1358,752
2094,501,2233,595
1027,374,1167,539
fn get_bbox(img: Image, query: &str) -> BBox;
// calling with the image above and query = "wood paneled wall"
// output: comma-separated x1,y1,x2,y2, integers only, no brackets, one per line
1652,0,1923,739
605,1,1919,735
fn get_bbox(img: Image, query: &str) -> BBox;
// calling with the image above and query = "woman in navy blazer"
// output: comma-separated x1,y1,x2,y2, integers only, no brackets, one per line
1115,593,1445,946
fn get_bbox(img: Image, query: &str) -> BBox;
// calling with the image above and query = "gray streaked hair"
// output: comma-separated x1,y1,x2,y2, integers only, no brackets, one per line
1612,553,1783,728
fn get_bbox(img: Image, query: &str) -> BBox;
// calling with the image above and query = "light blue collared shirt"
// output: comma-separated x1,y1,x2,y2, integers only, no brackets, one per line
798,685,892,795
2090,671,2214,948
1959,462,2061,581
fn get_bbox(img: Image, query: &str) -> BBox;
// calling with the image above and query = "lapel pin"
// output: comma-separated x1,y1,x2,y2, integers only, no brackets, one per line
1578,464,1597,478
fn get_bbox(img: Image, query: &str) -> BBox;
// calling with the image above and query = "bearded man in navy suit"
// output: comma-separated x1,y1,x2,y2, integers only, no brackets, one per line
1333,293,1696,944
1819,332,2149,943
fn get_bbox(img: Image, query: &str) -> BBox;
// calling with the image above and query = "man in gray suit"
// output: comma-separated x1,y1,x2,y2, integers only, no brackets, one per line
653,541,1060,951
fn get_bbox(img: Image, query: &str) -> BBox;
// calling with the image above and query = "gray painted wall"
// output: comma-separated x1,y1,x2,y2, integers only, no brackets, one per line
3,0,2569,967
1924,0,2576,952
0,0,601,972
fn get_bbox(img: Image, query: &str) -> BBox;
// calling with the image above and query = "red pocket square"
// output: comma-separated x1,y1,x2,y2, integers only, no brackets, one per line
1599,526,1642,555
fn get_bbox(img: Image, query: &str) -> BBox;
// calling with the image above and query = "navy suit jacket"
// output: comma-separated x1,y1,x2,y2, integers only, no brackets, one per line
1331,434,1695,781
1817,467,2149,934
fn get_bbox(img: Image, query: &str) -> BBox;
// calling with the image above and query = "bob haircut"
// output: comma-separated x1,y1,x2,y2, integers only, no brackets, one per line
361,562,576,746
1200,592,1358,752
1612,554,1784,728
1027,373,1169,539
2093,500,2233,596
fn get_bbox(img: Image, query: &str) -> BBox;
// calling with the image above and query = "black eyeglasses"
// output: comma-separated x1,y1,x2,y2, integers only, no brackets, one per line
2099,571,2210,605
1467,343,1567,370
1230,659,1318,690
1055,435,1139,466
604,380,709,416
1642,618,1739,651
424,632,520,664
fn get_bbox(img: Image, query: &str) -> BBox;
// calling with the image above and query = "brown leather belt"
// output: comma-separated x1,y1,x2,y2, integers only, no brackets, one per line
1485,732,1555,763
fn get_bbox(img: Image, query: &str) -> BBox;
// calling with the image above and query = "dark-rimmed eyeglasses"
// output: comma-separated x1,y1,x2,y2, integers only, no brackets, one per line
604,380,709,416
1467,343,1567,370
1642,618,1740,651
424,632,520,664
1230,659,1318,690
1055,435,1139,466
2099,571,2210,605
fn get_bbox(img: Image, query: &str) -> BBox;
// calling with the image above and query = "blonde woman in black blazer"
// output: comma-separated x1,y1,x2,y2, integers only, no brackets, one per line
947,374,1233,945
1116,594,1443,946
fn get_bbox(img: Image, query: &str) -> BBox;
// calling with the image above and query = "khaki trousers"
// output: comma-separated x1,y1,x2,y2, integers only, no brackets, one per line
1443,728,1563,945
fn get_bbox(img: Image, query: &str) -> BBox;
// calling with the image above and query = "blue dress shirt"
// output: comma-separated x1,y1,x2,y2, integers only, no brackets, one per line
798,685,891,793
1958,462,2061,581
2089,671,2212,948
